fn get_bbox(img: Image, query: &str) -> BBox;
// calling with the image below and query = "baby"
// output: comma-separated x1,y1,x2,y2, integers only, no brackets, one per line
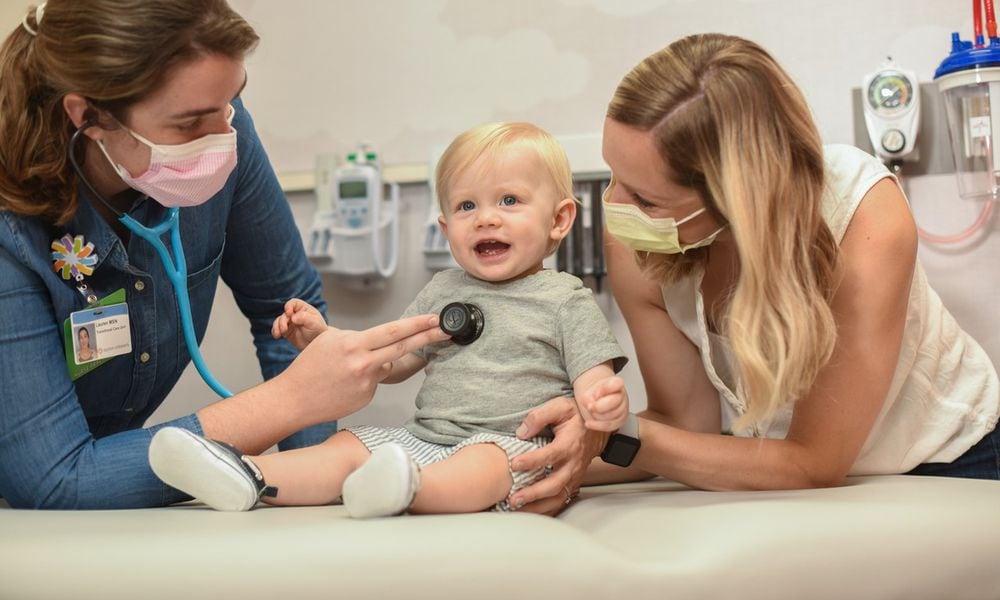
149,122,629,517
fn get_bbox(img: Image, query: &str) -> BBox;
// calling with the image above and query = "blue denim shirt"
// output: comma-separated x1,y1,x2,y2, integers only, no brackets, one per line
0,100,330,508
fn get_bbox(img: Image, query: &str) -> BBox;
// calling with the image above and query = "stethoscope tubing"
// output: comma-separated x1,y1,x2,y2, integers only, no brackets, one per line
68,120,233,398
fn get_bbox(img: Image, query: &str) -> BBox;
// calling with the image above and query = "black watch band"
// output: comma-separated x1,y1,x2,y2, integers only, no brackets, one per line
600,413,641,467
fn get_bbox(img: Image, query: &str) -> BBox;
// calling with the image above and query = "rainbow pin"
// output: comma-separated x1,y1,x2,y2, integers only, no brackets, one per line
51,234,98,280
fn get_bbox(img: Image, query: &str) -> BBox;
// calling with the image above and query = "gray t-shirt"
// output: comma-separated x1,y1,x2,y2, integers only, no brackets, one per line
401,269,627,445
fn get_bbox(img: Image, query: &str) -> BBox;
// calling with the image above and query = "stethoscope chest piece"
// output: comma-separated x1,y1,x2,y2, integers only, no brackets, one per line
439,302,484,345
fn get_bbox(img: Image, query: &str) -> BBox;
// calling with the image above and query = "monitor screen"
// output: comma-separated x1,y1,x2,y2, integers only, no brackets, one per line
339,180,368,199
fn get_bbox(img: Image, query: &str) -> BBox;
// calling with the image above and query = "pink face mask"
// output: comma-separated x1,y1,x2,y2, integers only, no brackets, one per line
97,105,238,208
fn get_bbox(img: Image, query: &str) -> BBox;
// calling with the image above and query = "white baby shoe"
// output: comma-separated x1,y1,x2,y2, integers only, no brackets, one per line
148,427,276,512
342,443,420,518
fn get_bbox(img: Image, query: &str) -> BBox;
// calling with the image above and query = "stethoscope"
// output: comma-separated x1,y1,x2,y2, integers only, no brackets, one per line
68,120,233,398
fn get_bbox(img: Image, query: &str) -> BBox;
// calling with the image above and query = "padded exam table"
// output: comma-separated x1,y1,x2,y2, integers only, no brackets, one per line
2,475,998,599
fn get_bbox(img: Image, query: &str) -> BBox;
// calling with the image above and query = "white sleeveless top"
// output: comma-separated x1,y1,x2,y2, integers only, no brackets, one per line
662,144,999,474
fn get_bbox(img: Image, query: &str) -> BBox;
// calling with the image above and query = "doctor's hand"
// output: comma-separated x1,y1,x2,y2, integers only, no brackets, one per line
272,298,328,350
508,396,608,516
277,314,451,423
200,314,450,455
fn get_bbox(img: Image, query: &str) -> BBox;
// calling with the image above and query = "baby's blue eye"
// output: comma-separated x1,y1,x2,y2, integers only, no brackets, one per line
500,195,517,206
459,200,475,211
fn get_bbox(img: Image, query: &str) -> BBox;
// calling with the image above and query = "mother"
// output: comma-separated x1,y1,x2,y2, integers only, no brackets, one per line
513,33,998,503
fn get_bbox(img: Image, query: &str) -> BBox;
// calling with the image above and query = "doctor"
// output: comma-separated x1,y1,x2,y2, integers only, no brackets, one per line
0,0,448,509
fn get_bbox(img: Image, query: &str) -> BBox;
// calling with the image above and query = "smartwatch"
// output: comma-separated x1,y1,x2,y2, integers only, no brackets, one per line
600,412,641,467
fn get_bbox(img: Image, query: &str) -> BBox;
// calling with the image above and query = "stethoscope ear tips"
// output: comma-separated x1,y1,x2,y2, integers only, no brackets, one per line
439,302,484,345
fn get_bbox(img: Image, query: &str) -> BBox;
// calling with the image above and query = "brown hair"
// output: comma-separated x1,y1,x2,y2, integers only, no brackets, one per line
0,0,259,224
607,34,840,428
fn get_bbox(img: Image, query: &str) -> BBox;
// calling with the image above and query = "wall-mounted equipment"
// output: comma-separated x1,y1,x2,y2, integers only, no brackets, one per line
918,0,999,242
307,143,400,286
936,0,1000,201
556,179,609,293
862,59,921,162
422,144,459,271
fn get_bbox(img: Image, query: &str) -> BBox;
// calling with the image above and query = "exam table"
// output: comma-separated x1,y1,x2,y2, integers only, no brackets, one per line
2,474,998,599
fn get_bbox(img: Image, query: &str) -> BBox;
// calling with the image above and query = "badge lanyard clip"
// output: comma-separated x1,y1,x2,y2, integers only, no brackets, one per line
51,233,99,305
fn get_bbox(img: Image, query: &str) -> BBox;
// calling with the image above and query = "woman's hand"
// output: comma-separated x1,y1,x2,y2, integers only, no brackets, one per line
280,314,451,422
508,396,608,516
201,314,451,453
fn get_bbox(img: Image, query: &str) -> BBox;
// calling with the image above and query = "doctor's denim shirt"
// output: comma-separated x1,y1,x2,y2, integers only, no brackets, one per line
0,99,333,508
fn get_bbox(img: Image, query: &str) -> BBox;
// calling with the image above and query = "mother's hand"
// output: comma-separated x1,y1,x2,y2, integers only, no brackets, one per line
280,314,451,423
508,396,608,516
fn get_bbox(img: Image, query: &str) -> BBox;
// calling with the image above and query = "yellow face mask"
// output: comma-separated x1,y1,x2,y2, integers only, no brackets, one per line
602,181,724,254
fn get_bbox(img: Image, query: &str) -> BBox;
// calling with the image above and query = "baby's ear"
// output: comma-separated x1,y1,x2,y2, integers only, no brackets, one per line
550,198,577,242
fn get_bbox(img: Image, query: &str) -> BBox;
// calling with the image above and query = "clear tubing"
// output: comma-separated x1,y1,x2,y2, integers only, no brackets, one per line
894,163,998,245
371,182,399,278
917,200,995,244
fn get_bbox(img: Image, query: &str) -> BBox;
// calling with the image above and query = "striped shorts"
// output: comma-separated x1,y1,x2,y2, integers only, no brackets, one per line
346,425,550,512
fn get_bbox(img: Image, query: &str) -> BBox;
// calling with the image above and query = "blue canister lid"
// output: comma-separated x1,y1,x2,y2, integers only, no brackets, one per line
935,33,1000,79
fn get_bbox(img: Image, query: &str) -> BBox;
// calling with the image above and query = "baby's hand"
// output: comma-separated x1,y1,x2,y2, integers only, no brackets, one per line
271,299,329,350
577,376,628,432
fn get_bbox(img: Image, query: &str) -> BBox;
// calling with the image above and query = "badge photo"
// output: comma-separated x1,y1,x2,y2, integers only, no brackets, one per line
72,323,98,364
69,303,132,367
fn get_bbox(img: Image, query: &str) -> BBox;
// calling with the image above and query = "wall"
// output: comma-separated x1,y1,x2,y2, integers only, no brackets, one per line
226,0,972,174
87,0,993,431
1,5,28,39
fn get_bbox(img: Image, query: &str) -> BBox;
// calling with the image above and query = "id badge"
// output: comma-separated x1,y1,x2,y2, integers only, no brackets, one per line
63,288,132,381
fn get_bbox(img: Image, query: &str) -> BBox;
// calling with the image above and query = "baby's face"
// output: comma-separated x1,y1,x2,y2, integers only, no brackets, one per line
439,145,566,283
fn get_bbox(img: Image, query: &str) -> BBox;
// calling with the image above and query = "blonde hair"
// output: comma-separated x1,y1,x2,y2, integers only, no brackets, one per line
0,0,258,225
436,121,575,208
607,34,840,429
436,122,576,256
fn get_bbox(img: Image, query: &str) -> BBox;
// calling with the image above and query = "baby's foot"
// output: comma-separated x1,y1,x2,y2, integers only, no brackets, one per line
342,443,420,518
148,427,276,511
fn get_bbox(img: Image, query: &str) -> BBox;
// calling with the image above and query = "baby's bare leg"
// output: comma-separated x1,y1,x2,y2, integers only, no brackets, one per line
409,443,513,514
254,430,370,506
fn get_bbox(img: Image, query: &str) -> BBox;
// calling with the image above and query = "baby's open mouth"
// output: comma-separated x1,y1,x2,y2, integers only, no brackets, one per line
475,240,510,256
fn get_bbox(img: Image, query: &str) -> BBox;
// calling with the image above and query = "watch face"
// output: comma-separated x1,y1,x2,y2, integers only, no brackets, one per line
601,433,641,467
866,71,914,116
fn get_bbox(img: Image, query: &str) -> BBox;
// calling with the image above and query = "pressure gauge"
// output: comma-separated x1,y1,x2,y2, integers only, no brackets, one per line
866,71,915,116
861,62,920,161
